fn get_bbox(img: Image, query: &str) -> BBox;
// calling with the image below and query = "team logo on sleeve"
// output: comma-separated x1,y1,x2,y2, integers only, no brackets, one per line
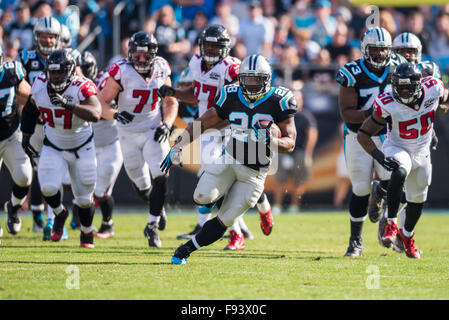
424,98,437,109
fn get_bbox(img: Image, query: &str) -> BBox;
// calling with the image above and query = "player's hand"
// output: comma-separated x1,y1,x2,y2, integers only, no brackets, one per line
431,131,438,150
49,93,70,109
21,135,39,168
252,120,273,145
160,147,183,174
154,123,171,143
113,111,134,124
372,149,399,171
158,85,175,98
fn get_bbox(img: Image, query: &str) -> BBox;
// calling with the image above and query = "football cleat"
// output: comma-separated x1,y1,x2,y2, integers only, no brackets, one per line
95,220,114,239
344,236,363,257
177,224,202,240
32,211,44,233
259,208,273,236
158,209,167,231
51,209,69,241
43,218,54,241
144,222,162,248
4,201,22,235
224,230,245,250
241,228,254,240
378,212,388,247
80,231,95,248
171,243,192,265
397,229,420,259
368,180,386,223
381,220,399,248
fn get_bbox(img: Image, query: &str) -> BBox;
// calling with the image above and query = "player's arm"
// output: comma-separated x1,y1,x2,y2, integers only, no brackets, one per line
98,76,128,121
339,86,371,123
16,78,31,114
161,78,178,128
274,117,297,153
159,83,199,105
21,95,41,164
437,88,449,114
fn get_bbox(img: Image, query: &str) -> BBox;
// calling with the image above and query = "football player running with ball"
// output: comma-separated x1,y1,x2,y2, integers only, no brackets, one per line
99,31,178,248
160,54,297,265
357,62,449,259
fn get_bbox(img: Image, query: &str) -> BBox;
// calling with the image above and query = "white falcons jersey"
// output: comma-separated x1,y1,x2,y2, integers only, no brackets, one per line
374,76,445,153
31,74,98,149
188,53,240,117
93,71,118,147
108,57,171,132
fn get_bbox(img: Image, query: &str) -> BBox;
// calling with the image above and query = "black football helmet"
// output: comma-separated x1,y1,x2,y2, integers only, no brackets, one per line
199,24,230,66
45,49,76,92
391,62,422,105
128,31,158,74
80,51,98,81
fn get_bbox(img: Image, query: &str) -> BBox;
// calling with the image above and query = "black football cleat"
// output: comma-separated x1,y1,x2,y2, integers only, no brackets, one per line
177,224,202,240
95,220,114,239
80,231,95,248
51,209,69,241
171,243,194,265
4,201,22,235
144,222,162,248
158,209,167,231
368,180,386,223
344,236,364,257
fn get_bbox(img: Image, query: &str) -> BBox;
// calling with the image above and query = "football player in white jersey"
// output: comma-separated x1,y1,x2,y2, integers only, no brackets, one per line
81,51,123,238
159,25,273,250
99,31,178,248
357,62,449,259
21,49,102,248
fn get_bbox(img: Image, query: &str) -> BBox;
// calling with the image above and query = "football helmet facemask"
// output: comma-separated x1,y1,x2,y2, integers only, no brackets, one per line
393,32,422,64
361,27,392,69
238,54,271,101
45,49,76,92
199,24,230,66
80,51,98,81
392,62,422,105
33,17,61,56
128,31,158,74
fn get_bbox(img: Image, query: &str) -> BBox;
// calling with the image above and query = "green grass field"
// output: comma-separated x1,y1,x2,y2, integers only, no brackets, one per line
1,210,449,300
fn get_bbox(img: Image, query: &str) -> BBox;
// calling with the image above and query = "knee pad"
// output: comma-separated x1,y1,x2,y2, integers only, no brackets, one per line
194,188,220,205
352,181,371,197
75,196,93,208
78,160,96,186
40,183,60,198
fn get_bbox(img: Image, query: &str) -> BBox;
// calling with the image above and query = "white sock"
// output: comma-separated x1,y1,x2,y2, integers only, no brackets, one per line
148,214,160,224
238,216,249,231
257,197,271,214
197,213,211,227
52,205,64,216
387,217,397,224
402,228,414,238
228,220,242,235
80,225,95,233
30,204,45,212
47,206,55,219
11,193,25,207
398,205,406,229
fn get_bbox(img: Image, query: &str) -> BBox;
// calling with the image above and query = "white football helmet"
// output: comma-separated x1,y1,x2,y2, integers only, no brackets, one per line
33,17,61,56
60,24,72,49
238,54,271,100
393,32,422,63
361,27,392,69
178,67,194,85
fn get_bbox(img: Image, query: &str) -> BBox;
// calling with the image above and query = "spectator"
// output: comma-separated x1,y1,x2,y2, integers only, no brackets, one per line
309,0,337,47
154,5,190,69
210,0,239,46
107,37,129,68
380,10,397,37
292,0,315,29
406,10,431,56
236,0,274,58
4,37,20,60
31,1,52,19
53,0,80,48
271,24,290,65
174,0,217,21
186,10,208,47
308,48,336,92
272,89,318,214
0,8,14,28
324,22,351,64
428,12,449,69
292,28,321,63
4,1,34,50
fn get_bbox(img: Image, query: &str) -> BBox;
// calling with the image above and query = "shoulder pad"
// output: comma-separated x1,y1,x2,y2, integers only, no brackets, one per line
336,63,359,87
390,53,407,66
274,87,297,112
215,84,238,108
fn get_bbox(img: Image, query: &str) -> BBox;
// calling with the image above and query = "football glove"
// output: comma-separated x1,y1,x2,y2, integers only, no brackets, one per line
160,147,182,174
113,111,134,124
22,135,39,168
158,85,175,98
50,93,74,111
371,149,400,171
252,120,273,145
431,130,438,150
154,123,171,143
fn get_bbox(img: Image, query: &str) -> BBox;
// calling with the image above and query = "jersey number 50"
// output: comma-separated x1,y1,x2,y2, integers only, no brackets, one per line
399,110,434,139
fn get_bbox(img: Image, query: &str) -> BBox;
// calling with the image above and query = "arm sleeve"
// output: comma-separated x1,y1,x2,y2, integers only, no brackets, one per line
275,94,298,122
336,66,356,88
214,86,229,120
21,96,40,135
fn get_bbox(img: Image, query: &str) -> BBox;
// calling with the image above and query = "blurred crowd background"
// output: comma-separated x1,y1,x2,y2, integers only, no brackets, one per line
1,0,449,211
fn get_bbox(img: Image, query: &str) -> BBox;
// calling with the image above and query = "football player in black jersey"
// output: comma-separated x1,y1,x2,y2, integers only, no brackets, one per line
160,54,297,265
336,27,406,257
0,46,33,237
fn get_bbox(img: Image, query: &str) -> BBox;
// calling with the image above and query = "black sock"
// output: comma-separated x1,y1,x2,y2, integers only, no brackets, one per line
185,217,227,251
404,202,424,233
43,191,61,209
258,192,267,203
30,174,44,210
134,183,150,202
78,205,95,228
149,176,167,216
12,183,29,200
379,180,389,195
349,192,369,239
387,168,407,219
99,196,114,222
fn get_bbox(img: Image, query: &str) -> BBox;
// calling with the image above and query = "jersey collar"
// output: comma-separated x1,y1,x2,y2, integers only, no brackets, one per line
238,87,275,109
360,58,389,84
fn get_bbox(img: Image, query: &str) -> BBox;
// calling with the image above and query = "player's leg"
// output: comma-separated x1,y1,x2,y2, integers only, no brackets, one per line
397,155,431,259
225,216,245,250
69,144,97,248
237,215,253,240
2,131,33,235
93,141,123,238
379,146,412,247
38,146,68,241
257,192,273,236
29,124,46,233
343,130,374,257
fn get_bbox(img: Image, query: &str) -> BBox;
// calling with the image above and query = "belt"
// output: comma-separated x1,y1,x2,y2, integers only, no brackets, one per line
43,133,94,158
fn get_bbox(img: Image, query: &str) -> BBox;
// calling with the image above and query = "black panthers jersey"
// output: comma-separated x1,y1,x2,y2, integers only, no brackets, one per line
215,85,297,170
418,60,440,79
178,101,198,125
0,60,26,141
336,54,406,134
